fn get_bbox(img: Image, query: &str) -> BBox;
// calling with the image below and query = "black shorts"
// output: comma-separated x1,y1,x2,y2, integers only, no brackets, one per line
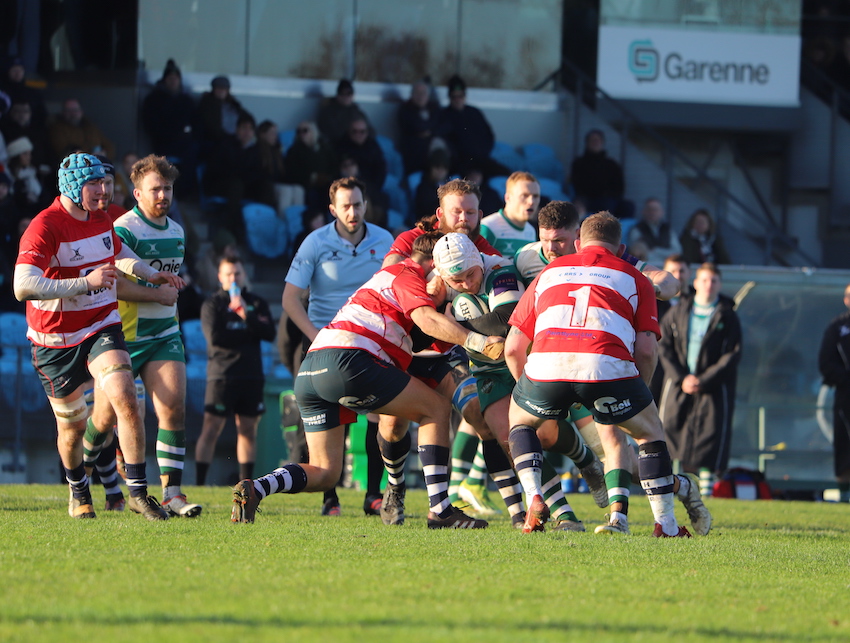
204,379,266,417
295,348,410,432
408,345,470,390
512,374,653,425
32,325,128,399
834,393,850,477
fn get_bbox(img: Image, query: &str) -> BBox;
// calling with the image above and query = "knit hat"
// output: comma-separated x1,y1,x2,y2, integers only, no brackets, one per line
447,74,466,94
58,153,107,208
6,137,33,158
162,58,181,79
211,75,230,90
337,79,354,96
433,233,484,280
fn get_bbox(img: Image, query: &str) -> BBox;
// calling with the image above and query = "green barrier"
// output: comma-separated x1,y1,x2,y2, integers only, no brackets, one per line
254,380,290,475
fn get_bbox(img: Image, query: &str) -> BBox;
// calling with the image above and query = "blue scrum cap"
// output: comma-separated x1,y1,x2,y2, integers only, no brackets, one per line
58,153,107,207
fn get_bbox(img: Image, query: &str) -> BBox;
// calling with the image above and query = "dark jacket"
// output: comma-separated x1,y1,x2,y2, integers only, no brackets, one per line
658,293,742,473
200,288,276,380
142,81,197,160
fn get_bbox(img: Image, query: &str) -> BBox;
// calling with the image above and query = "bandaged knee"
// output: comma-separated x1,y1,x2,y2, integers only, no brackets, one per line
96,363,133,389
451,375,478,417
50,396,89,424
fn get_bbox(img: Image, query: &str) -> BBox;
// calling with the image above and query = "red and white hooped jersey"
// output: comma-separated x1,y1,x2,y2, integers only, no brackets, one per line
510,245,660,383
309,259,435,370
16,197,123,348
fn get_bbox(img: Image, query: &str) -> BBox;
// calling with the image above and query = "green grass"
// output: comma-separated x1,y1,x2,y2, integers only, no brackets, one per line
1,485,848,642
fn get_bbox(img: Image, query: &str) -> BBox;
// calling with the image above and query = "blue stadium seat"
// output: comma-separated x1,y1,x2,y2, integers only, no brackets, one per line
537,177,570,202
0,313,46,412
181,319,207,359
279,128,296,152
521,143,566,183
406,171,422,196
491,141,525,173
488,175,509,196
383,174,409,217
184,359,208,414
376,135,405,179
284,204,307,250
386,209,406,231
242,202,289,258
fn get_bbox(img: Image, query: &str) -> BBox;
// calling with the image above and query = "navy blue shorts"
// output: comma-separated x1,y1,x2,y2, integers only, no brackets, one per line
512,374,653,425
295,348,410,432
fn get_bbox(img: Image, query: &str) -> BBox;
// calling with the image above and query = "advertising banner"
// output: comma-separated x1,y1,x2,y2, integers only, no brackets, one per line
597,25,800,106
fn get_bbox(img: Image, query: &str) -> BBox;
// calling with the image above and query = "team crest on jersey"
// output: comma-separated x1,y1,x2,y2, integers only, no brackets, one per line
102,236,112,251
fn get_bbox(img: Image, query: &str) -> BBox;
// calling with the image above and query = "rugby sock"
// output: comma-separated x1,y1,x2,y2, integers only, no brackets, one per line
482,439,524,518
554,418,594,469
509,425,544,504
675,473,691,499
542,456,579,523
95,437,122,497
240,462,254,481
156,428,185,492
606,469,632,514
82,417,108,471
254,464,308,499
468,441,489,485
124,462,149,499
195,461,210,486
364,420,384,498
448,431,478,503
418,444,452,517
699,468,715,497
378,431,411,486
639,440,678,536
65,463,91,500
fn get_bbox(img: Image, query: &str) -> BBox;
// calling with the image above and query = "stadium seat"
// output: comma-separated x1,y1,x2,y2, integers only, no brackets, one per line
537,177,570,202
242,202,289,258
184,359,208,414
376,135,405,180
406,171,422,195
488,175,508,196
195,163,227,212
521,143,565,183
490,141,525,173
181,319,207,360
383,174,409,217
279,128,296,152
0,312,46,413
386,209,406,231
284,204,307,250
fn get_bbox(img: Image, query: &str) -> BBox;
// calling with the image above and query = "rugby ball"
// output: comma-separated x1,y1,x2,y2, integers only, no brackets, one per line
452,293,488,321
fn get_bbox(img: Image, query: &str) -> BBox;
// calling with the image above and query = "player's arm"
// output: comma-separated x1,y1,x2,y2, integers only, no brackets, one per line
504,325,531,381
410,305,504,360
116,274,178,306
455,302,517,336
282,281,320,342
14,263,116,300
114,242,184,289
381,252,405,268
633,330,659,386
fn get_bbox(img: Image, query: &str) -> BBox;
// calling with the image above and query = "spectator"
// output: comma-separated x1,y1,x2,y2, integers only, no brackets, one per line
658,263,742,496
317,78,369,146
195,255,276,486
47,98,115,168
256,119,305,216
333,117,387,203
141,58,197,194
285,120,336,210
114,150,138,211
818,283,850,504
0,171,22,259
650,254,692,404
5,135,46,214
628,197,682,265
569,129,633,219
397,78,440,175
465,165,503,217
196,75,251,161
679,208,731,265
480,170,541,257
0,55,47,129
435,74,501,178
412,148,450,222
1,100,49,172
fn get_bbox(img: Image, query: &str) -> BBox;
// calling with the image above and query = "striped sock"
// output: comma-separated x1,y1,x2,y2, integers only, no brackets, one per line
82,417,108,470
542,457,578,522
639,441,678,535
124,462,148,499
482,439,524,518
605,469,632,514
378,432,411,486
467,441,489,485
555,419,594,469
449,431,478,503
65,463,91,501
699,468,715,497
508,425,544,504
255,464,308,499
156,428,185,490
418,444,452,517
95,436,122,497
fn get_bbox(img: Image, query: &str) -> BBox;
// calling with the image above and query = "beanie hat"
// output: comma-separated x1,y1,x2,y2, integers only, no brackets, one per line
6,137,33,158
211,75,230,90
337,79,354,95
162,58,181,79
58,153,107,208
433,233,484,280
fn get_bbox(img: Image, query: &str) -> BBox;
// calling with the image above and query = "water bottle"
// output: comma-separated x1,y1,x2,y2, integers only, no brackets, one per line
229,282,241,298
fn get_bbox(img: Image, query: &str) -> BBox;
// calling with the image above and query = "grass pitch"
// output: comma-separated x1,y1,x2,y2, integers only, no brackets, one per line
0,484,848,642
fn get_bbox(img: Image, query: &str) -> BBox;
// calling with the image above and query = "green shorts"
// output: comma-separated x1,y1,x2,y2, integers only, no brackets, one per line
566,403,592,424
475,369,515,413
127,333,185,376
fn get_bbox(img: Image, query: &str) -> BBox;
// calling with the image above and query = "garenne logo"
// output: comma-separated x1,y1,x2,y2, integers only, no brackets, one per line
629,40,658,82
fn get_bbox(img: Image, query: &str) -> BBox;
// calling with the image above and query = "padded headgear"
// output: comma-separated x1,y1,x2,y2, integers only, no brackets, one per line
433,233,484,280
58,153,106,208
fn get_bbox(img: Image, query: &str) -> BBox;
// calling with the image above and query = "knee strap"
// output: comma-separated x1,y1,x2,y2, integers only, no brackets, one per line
50,396,89,424
451,375,478,416
97,363,133,389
